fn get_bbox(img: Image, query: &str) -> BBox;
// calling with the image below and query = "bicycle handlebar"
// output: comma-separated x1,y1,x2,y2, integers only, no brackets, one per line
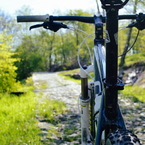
17,13,145,31
17,14,50,22
17,15,95,23
17,14,142,23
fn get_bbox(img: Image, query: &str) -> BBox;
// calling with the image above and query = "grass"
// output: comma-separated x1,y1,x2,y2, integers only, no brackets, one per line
34,81,49,90
59,68,94,84
37,99,67,124
0,76,67,145
59,68,81,84
36,93,67,143
122,52,145,67
0,90,41,144
120,85,145,103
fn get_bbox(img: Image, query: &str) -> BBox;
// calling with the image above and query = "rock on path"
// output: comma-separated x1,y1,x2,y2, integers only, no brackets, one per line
32,72,145,144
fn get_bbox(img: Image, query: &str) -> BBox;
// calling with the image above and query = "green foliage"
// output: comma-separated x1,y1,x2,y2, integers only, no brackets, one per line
135,30,145,52
15,35,45,80
118,25,145,68
0,76,67,144
0,91,40,144
124,52,145,66
121,85,145,102
37,99,67,124
14,10,94,80
59,68,94,83
59,68,81,84
66,10,94,66
0,33,19,92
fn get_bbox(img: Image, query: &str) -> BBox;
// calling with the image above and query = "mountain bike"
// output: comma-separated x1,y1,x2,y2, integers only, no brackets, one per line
17,0,144,144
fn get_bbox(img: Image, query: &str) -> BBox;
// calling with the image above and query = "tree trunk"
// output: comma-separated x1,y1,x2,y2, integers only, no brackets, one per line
48,33,55,71
119,0,138,69
119,27,132,68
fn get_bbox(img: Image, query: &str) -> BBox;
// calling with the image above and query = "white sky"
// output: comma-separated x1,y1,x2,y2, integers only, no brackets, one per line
0,0,98,16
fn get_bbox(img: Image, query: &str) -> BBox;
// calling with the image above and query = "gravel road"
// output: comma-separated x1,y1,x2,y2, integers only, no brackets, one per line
32,72,81,144
32,72,145,144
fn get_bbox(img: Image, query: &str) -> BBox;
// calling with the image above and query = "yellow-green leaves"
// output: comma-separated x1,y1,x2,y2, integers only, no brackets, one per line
0,33,18,92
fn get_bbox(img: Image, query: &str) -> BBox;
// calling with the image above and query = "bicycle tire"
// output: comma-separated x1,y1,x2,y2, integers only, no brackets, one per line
105,129,141,145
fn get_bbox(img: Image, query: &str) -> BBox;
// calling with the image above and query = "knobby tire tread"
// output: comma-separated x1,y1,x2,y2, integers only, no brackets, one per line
105,129,141,145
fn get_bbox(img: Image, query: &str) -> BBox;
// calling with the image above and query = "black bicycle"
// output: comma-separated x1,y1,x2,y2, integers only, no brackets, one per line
17,0,144,144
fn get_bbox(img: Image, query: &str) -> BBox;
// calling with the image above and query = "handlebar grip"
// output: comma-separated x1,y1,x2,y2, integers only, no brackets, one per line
17,14,49,22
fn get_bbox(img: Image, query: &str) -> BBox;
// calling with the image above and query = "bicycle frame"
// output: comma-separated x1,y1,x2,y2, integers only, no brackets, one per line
79,13,126,144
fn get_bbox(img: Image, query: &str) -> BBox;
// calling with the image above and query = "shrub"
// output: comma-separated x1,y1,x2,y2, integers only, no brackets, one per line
0,33,19,92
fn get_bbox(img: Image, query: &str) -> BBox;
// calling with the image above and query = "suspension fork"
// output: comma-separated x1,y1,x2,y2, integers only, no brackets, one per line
80,65,94,144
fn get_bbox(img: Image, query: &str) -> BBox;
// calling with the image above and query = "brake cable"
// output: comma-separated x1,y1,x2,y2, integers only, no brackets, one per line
118,13,145,57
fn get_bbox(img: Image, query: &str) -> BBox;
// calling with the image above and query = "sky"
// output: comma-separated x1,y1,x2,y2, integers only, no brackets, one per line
0,0,98,16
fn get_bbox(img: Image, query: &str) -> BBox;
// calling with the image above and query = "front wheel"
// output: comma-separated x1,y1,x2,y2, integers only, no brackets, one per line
105,129,141,145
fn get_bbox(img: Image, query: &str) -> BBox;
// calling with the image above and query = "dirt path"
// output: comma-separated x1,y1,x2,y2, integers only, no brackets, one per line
32,72,145,144
32,72,81,144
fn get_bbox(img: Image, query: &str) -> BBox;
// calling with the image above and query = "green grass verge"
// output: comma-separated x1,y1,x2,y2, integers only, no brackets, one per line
0,91,41,144
120,85,145,103
59,68,81,84
123,53,145,67
37,99,67,124
0,76,67,145
59,68,94,84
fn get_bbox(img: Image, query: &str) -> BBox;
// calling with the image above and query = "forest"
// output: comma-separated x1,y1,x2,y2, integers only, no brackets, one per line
1,0,145,93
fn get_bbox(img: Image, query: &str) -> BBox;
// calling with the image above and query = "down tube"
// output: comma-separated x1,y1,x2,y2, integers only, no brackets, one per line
94,43,106,144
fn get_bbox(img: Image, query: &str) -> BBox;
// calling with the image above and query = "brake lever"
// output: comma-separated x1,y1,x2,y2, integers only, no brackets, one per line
127,13,145,30
29,24,43,30
44,21,68,32
29,21,68,32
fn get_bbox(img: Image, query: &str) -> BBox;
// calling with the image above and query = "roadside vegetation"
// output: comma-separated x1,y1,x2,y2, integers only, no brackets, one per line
0,77,67,144
0,79,40,144
120,85,145,103
59,68,81,84
59,68,94,84
37,99,67,124
118,52,145,67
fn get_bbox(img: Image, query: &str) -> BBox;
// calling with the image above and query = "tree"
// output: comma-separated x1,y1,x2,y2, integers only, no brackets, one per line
14,10,95,80
38,30,56,71
119,0,138,68
15,34,44,80
0,10,13,32
0,9,20,38
63,10,94,67
0,33,18,92
15,5,33,41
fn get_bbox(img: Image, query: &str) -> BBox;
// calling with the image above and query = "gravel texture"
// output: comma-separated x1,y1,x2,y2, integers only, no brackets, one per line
32,72,145,144
33,72,81,144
